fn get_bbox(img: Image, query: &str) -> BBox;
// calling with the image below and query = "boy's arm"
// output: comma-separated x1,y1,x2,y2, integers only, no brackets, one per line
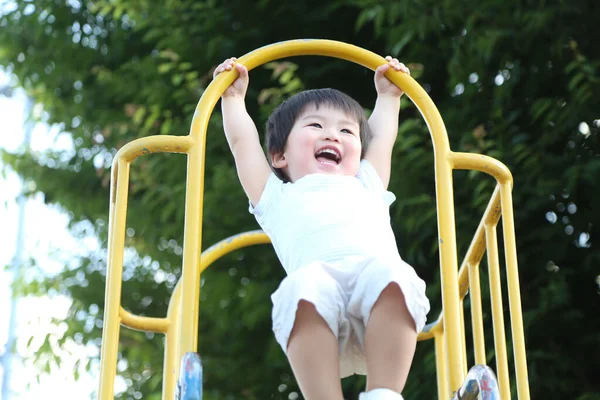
365,94,401,189
363,57,409,189
216,59,272,206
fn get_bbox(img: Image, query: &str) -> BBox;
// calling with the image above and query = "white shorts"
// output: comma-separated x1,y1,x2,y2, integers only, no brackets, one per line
271,256,430,378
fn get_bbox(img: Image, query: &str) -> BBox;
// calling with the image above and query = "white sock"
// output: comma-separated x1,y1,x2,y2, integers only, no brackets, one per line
358,388,404,400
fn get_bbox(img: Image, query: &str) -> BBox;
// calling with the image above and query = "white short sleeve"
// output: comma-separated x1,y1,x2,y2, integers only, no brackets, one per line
356,160,396,205
248,172,283,217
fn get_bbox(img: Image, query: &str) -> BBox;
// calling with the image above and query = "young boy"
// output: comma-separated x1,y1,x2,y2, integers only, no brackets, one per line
213,55,430,400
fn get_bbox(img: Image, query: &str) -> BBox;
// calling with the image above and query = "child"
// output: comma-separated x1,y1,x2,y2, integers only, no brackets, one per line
213,55,430,400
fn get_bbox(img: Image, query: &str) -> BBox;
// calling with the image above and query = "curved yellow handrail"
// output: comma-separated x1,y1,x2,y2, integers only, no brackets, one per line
185,39,464,390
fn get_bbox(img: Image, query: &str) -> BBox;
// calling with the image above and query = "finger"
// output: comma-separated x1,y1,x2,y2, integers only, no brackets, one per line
213,60,235,78
235,63,248,76
385,55,392,61
375,63,390,75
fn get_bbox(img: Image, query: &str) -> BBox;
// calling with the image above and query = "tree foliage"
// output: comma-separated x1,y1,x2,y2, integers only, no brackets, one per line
1,0,599,398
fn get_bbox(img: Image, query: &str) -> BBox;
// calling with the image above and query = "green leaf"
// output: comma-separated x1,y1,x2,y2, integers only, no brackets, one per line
132,107,147,125
157,63,174,74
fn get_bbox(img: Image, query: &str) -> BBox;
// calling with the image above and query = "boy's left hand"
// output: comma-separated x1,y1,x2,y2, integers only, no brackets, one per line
374,56,410,97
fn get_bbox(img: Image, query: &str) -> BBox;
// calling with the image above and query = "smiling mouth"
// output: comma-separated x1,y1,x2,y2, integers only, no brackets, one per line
315,148,341,164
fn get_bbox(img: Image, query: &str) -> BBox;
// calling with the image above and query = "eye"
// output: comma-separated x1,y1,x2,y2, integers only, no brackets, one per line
341,128,355,135
308,123,322,128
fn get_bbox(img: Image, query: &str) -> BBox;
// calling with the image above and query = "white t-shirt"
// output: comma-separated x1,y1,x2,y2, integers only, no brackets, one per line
249,160,404,274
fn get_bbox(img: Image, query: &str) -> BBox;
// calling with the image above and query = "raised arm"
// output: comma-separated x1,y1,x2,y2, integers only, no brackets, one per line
214,58,272,206
364,57,409,189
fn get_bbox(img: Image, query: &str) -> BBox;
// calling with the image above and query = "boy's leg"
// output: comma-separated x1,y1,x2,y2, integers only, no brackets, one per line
364,283,417,393
287,300,344,400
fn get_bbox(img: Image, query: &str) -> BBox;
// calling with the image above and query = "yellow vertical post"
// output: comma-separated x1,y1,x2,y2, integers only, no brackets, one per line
436,157,465,392
177,145,203,361
485,224,511,400
177,66,220,367
98,160,131,399
459,300,468,377
183,69,224,359
500,184,530,400
468,262,486,365
434,332,449,400
162,281,183,400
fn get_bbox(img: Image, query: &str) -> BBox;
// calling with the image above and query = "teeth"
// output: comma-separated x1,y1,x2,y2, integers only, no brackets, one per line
316,148,340,158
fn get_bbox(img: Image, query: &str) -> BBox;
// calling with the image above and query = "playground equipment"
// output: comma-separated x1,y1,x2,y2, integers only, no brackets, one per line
97,40,530,399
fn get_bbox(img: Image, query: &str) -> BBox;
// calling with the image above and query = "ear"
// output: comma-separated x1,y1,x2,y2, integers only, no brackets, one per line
270,152,287,169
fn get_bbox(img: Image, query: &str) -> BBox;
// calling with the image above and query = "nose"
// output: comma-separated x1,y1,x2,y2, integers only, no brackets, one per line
323,128,341,142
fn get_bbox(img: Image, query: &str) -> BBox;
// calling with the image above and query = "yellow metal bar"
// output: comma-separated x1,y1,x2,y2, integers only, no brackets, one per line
461,187,502,268
450,152,513,185
178,142,202,363
435,332,450,400
110,135,193,164
500,184,531,400
98,159,131,400
119,307,170,334
162,279,183,400
417,318,443,341
485,224,511,400
438,155,465,392
468,261,486,365
204,40,451,154
459,300,468,377
200,230,271,272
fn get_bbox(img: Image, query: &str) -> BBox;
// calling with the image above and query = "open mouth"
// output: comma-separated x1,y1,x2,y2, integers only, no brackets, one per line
315,147,341,165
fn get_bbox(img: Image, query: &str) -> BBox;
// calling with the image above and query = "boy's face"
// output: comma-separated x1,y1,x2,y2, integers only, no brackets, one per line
271,104,362,182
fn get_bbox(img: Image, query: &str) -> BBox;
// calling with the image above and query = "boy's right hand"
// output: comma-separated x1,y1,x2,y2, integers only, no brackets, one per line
213,57,249,99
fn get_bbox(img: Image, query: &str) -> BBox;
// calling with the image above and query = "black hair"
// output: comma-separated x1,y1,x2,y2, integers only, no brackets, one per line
265,88,371,182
